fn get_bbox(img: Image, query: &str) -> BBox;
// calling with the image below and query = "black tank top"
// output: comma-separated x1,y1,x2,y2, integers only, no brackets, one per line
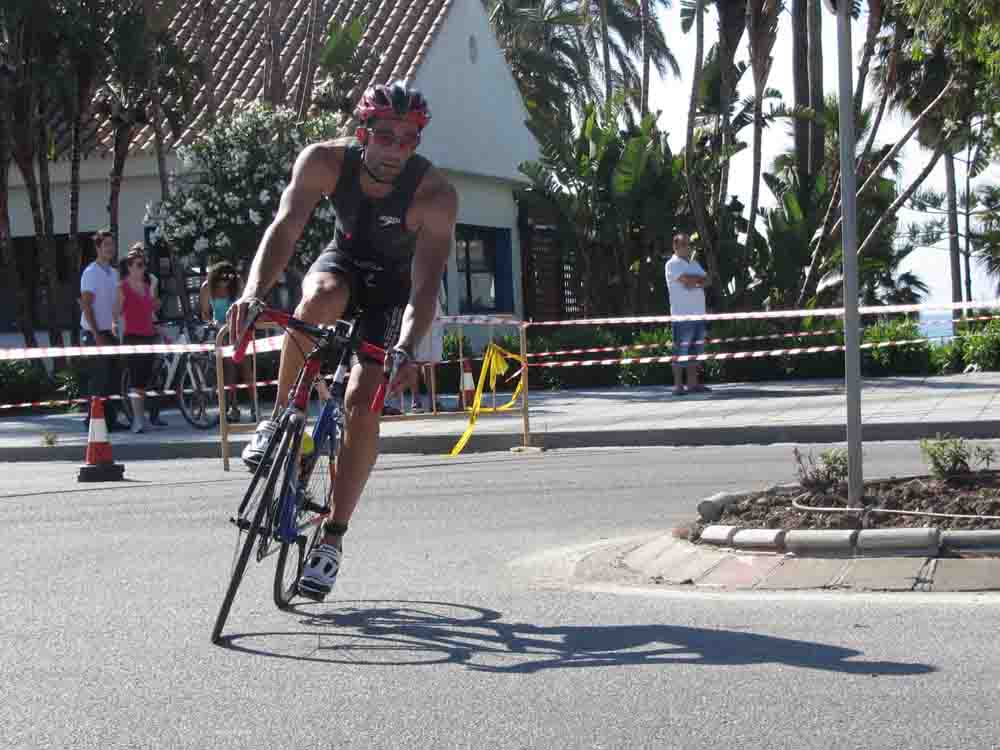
323,142,431,277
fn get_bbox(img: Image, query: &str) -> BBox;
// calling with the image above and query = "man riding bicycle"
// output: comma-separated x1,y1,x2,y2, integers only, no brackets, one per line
228,80,458,601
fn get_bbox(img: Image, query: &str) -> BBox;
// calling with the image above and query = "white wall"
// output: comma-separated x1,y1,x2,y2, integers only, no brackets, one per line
413,1,539,182
442,170,524,322
7,154,178,258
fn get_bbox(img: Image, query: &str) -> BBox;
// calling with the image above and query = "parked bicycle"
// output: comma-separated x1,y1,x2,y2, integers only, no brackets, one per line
120,318,221,429
211,301,388,644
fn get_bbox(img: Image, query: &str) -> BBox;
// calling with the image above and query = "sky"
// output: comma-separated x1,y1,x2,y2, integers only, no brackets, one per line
644,3,1000,310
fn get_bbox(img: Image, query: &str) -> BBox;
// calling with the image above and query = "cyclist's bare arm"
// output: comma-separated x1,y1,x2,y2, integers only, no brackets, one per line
392,170,458,385
230,143,341,337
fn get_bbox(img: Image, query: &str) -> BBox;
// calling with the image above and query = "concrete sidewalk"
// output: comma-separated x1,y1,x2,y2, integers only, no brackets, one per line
2,371,1000,462
561,533,1000,593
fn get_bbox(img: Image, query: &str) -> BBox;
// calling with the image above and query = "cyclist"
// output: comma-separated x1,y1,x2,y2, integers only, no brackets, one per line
228,80,458,601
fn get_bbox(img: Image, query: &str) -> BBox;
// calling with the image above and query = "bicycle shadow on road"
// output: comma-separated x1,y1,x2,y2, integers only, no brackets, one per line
218,599,935,677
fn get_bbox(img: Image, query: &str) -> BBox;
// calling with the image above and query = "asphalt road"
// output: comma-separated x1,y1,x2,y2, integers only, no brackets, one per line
3,443,1000,750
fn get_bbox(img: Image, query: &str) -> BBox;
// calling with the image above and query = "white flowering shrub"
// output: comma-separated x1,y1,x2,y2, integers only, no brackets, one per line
157,99,349,271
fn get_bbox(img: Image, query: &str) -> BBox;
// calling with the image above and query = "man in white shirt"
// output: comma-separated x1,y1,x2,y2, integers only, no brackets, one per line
665,232,711,396
80,230,126,430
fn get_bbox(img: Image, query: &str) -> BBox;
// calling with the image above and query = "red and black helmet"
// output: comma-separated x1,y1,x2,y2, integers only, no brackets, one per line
355,80,431,129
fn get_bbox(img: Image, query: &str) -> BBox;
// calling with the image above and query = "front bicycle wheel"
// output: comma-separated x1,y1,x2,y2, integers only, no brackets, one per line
274,424,336,610
211,418,291,644
178,354,220,429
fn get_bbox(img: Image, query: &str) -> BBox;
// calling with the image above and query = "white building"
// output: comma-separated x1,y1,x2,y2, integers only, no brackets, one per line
4,0,539,348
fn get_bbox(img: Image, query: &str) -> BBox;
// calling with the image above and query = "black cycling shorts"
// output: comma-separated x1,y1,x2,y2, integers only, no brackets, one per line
306,250,409,358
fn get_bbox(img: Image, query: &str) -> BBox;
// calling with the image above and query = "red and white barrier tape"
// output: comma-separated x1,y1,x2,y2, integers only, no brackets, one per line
0,334,286,362
529,337,936,368
0,379,281,411
438,315,522,326
525,299,1000,327
524,313,1000,359
526,329,844,358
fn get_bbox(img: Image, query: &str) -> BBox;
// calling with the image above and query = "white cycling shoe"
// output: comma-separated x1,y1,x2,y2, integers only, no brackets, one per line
241,419,277,472
297,542,342,602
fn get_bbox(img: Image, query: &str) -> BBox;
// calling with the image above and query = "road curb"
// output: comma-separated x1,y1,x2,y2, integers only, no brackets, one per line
784,529,859,555
941,530,1000,553
700,525,739,545
732,528,787,551
8,419,1000,462
856,528,941,556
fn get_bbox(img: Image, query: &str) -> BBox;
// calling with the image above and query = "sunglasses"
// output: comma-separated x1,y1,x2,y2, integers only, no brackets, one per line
369,129,420,148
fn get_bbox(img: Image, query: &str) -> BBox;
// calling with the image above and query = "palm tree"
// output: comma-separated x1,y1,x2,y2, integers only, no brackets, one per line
624,0,678,117
683,0,717,283
60,0,111,344
487,0,596,120
744,0,782,246
578,0,679,112
97,1,196,253
7,0,63,349
867,22,981,315
0,42,33,346
679,0,746,288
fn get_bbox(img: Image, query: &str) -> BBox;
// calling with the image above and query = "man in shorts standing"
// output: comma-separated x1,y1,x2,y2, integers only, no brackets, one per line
665,232,711,396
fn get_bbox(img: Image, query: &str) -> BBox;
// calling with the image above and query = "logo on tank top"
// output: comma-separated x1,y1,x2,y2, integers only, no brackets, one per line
377,215,401,228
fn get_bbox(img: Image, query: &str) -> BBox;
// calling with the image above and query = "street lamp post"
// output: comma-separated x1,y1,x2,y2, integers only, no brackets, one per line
824,0,864,506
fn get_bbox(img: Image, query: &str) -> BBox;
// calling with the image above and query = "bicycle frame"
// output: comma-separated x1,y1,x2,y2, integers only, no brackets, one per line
233,306,387,547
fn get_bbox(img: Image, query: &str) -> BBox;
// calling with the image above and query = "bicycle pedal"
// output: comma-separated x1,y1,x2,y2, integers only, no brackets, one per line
229,516,253,531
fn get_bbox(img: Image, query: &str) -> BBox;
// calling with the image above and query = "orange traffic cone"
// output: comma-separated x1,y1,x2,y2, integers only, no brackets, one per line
78,397,125,482
460,358,476,410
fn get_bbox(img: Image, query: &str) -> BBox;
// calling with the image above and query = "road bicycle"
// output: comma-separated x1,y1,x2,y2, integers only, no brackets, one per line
119,318,221,429
211,301,388,644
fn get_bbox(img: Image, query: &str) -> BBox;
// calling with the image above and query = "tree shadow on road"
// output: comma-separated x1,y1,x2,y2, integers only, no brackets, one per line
218,599,936,676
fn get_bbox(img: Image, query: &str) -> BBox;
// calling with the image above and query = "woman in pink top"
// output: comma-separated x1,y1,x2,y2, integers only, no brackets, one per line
119,244,163,433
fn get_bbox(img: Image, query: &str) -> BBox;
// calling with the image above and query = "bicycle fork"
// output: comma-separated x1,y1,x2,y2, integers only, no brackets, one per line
275,360,348,544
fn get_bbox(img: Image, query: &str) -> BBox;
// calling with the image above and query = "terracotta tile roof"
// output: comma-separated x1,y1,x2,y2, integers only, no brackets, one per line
59,0,455,161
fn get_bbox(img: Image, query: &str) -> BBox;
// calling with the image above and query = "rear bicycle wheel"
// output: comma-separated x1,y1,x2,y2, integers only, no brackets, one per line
274,422,337,610
178,354,220,429
120,368,133,424
211,418,292,644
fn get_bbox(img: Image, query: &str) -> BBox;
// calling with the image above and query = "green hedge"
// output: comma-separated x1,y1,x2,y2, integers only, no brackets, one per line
0,360,54,407
526,326,625,390
861,319,931,376
962,318,1000,371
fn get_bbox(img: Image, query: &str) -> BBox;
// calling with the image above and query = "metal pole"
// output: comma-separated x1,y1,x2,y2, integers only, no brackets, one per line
519,323,532,448
835,1,864,506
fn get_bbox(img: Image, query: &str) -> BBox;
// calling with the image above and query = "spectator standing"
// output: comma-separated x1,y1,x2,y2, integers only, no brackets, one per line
80,230,126,430
200,261,257,423
665,232,711,396
410,284,445,412
119,244,165,433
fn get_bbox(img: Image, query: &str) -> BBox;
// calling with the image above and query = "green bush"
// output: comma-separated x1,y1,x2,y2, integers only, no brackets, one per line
793,447,849,490
930,340,965,375
782,321,846,380
436,331,475,395
703,319,796,383
962,318,1000,371
527,326,624,390
920,434,974,478
0,360,53,405
54,367,84,406
618,327,673,386
861,318,930,376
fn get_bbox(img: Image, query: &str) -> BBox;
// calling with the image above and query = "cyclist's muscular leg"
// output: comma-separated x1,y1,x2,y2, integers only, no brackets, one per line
321,361,383,541
272,271,349,416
